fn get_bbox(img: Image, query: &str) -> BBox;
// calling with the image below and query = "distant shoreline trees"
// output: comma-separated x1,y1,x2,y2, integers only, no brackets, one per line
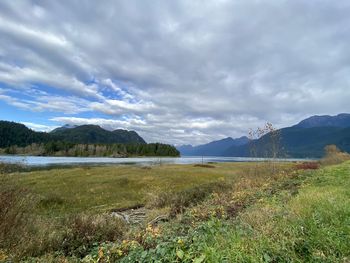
0,142,180,157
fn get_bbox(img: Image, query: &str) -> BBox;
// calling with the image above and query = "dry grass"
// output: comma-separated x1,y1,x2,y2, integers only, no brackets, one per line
13,163,250,217
320,145,350,166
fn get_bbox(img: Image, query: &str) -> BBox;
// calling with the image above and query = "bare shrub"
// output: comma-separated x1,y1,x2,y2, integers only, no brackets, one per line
320,145,350,166
248,122,282,159
248,123,283,176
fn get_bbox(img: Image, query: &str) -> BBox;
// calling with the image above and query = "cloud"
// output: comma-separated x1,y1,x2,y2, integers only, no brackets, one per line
1,0,350,145
21,122,58,132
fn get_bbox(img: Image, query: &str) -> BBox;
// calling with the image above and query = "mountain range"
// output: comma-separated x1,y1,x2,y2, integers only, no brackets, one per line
1,113,349,158
177,136,249,156
177,113,350,158
51,124,146,144
0,121,145,148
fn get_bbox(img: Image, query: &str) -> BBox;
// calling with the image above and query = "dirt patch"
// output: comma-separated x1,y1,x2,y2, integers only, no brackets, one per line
193,164,216,168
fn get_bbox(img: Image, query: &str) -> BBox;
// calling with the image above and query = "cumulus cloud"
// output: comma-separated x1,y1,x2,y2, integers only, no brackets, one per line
1,0,350,145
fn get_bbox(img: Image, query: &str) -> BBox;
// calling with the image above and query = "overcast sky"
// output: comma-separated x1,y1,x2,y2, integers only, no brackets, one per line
0,1,349,145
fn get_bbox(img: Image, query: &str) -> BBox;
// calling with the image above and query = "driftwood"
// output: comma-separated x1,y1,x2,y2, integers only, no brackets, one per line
148,214,169,226
111,207,146,225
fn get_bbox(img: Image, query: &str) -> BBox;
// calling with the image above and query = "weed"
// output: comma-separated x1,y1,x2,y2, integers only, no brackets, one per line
295,162,320,170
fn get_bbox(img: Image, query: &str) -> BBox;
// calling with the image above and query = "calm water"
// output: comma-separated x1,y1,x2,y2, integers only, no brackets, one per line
0,155,309,167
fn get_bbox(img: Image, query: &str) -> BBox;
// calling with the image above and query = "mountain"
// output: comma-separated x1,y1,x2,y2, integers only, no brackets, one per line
0,121,179,157
224,123,350,158
177,136,249,156
0,121,146,147
294,113,350,128
179,113,350,158
176,145,195,156
0,121,52,148
51,124,78,133
51,125,146,144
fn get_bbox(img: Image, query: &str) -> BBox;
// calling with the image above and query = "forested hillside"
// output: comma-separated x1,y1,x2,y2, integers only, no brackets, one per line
51,125,146,144
0,121,51,147
0,121,179,157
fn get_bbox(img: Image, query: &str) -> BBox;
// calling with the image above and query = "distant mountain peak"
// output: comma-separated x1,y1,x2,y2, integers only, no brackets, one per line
51,124,78,133
295,113,350,128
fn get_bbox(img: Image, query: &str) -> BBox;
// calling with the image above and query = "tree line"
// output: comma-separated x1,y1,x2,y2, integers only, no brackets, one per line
1,142,180,157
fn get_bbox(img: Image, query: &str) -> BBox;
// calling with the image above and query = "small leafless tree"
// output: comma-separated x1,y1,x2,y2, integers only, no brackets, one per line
248,122,282,175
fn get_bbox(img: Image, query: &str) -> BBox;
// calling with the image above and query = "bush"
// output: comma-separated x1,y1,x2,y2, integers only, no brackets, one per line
320,145,350,166
295,162,320,170
148,181,230,217
61,213,126,257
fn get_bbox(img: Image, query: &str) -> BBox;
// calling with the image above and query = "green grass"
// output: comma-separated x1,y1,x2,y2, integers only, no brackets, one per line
116,161,350,262
195,164,350,262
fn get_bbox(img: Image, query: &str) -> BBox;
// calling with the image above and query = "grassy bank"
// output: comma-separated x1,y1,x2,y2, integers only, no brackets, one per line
1,160,349,262
109,161,350,262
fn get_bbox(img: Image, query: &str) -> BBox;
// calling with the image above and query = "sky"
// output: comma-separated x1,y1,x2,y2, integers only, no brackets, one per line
0,1,350,145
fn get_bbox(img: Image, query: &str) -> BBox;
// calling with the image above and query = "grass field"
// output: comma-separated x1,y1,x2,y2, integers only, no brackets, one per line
1,160,349,262
15,163,251,216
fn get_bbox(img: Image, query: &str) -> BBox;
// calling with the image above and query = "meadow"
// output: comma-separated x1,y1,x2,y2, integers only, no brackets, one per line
15,163,248,216
0,153,349,262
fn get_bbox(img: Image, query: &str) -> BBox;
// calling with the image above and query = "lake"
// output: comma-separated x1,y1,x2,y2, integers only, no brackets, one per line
0,155,310,167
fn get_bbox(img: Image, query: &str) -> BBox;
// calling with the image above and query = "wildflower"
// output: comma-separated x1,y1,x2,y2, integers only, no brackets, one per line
98,247,104,259
117,249,123,256
177,238,184,246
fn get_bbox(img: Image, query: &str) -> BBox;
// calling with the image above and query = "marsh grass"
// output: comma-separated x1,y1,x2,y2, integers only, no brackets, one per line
0,162,26,174
320,145,350,166
14,163,246,217
4,159,349,262
147,180,231,217
0,163,245,260
0,177,35,254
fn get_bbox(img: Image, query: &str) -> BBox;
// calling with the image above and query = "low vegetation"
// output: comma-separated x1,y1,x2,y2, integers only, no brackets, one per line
1,147,349,262
320,144,350,165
